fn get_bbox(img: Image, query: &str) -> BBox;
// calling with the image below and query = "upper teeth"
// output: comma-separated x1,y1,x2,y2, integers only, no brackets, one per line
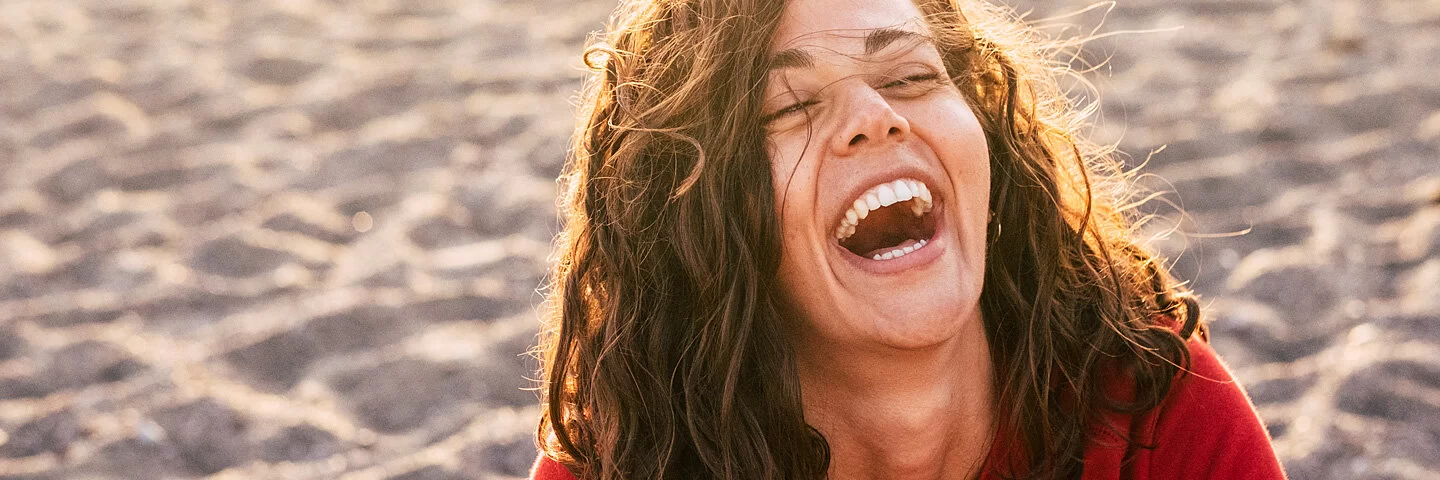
835,178,933,240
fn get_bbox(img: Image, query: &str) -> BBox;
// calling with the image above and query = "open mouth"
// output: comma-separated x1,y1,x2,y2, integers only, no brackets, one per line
834,178,939,261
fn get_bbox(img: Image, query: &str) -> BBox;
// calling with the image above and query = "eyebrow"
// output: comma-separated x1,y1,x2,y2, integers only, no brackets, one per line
767,27,926,72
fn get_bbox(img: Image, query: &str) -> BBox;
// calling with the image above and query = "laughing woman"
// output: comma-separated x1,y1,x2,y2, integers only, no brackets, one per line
532,0,1285,479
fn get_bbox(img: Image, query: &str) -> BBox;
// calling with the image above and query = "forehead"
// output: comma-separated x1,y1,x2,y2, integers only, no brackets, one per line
771,0,926,51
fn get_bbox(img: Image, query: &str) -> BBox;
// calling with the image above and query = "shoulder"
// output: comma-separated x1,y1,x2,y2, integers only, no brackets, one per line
1139,337,1288,479
531,455,579,480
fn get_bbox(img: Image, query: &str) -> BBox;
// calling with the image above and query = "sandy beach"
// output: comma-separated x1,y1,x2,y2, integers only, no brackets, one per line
0,0,1436,478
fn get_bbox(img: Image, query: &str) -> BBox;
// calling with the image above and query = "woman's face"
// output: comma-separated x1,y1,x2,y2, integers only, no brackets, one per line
766,0,990,350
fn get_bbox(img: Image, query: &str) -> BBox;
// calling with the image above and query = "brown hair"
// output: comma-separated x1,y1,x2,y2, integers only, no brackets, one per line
537,1,1205,479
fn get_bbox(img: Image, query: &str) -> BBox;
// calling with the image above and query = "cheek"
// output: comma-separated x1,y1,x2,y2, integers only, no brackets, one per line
766,135,816,226
766,137,825,302
917,97,990,189
910,95,992,256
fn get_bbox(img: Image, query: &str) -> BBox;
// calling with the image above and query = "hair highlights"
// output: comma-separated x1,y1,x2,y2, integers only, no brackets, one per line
538,1,1204,479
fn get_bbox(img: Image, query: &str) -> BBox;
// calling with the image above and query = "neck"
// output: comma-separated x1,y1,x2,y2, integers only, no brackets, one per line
796,318,995,480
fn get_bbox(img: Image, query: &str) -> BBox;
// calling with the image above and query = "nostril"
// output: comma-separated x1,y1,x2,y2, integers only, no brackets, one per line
849,134,867,147
888,126,901,136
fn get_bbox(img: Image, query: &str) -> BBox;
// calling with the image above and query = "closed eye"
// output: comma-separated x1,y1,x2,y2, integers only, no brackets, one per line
880,73,942,89
764,100,818,124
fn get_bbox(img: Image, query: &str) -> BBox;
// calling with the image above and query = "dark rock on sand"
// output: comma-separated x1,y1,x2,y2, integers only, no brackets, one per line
258,424,343,463
0,410,81,458
153,399,255,475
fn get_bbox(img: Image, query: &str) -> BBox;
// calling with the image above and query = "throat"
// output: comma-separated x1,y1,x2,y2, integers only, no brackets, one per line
796,328,996,480
814,401,996,480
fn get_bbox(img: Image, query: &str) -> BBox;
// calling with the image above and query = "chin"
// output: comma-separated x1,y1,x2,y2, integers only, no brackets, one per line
846,252,983,350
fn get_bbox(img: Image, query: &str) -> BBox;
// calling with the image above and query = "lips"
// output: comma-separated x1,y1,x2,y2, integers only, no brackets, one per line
834,178,940,261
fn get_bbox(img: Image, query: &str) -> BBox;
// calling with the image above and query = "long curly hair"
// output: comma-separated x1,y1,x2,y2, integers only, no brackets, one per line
536,1,1206,478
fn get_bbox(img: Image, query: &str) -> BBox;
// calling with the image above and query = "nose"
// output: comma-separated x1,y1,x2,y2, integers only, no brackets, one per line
830,86,910,156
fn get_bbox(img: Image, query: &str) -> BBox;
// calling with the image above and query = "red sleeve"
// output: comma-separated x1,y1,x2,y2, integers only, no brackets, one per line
531,455,579,480
1140,338,1287,479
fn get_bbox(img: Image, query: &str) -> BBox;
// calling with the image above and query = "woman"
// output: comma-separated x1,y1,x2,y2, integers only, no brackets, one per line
532,0,1286,478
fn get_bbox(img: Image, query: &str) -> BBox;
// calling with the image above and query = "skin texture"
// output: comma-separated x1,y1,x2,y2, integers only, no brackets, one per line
541,0,1220,476
766,0,995,478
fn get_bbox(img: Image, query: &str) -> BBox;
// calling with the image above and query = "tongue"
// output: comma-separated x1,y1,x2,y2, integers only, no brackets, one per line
862,237,924,259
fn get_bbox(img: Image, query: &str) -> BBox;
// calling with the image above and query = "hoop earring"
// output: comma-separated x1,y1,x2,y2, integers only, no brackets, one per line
988,210,1001,244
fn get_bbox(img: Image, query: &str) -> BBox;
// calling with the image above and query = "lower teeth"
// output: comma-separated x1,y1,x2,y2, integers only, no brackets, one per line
872,238,928,261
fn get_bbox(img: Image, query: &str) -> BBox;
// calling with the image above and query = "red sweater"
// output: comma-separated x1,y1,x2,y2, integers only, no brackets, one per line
531,338,1286,479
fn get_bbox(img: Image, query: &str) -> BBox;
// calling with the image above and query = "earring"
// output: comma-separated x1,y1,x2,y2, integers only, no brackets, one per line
989,210,1001,242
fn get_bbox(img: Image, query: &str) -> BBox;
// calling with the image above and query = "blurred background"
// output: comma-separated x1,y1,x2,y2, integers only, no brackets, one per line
0,0,1434,478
